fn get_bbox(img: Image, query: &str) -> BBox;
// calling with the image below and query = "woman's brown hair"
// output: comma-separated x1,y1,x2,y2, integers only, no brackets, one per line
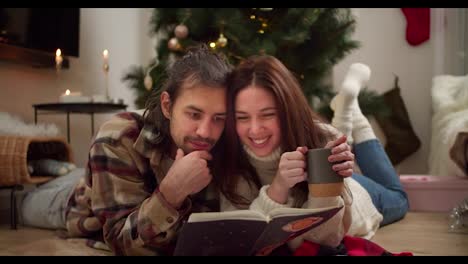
219,55,332,207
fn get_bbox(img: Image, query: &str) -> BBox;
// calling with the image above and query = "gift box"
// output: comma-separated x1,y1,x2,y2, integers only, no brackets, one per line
400,175,468,212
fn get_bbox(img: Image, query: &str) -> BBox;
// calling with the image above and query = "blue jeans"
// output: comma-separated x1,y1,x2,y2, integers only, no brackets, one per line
20,168,84,229
351,139,409,226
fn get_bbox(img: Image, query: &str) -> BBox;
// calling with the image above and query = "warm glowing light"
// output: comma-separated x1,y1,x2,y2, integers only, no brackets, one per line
65,89,70,95
209,42,216,48
55,49,63,68
103,49,109,59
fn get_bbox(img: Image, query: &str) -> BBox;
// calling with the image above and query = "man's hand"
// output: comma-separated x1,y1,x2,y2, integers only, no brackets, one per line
268,146,308,204
325,135,354,177
160,149,213,208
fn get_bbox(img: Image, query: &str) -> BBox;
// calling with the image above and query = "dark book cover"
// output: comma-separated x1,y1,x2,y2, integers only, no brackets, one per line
174,206,343,256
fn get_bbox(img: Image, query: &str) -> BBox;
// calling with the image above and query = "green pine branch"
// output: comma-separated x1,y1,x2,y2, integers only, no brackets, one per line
123,8,389,117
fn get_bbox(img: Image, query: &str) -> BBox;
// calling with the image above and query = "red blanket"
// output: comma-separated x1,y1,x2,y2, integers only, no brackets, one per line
293,236,413,256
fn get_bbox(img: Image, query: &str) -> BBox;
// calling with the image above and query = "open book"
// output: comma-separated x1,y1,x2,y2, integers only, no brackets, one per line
174,205,343,256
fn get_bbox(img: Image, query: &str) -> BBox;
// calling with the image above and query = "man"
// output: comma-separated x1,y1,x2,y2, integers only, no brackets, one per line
21,45,232,255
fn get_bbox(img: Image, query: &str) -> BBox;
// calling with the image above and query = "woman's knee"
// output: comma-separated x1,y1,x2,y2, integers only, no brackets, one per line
397,189,410,216
380,192,409,226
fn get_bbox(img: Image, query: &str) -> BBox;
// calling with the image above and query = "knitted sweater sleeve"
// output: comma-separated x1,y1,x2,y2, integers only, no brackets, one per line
248,185,294,214
287,181,353,249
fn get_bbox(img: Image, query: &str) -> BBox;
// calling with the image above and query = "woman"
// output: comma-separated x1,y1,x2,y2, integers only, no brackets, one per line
218,55,408,253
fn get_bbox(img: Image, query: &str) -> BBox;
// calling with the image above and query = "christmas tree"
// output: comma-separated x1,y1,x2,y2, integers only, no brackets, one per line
123,8,388,118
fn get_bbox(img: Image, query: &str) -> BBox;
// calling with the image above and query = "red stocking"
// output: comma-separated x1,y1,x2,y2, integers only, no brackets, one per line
401,8,430,46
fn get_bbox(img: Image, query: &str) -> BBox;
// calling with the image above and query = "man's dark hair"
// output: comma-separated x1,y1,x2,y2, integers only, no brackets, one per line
143,44,232,150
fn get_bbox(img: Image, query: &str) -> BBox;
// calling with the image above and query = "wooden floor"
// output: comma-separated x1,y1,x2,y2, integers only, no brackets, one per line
0,227,111,256
372,212,468,256
0,212,467,256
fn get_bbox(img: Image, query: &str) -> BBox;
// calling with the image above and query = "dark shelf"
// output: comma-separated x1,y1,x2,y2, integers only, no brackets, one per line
33,102,128,143
0,43,70,69
33,102,127,114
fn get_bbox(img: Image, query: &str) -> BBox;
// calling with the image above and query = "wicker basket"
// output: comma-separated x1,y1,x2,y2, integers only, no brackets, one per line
0,135,74,186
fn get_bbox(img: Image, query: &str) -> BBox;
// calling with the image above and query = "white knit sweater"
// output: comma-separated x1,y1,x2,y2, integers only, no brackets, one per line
220,124,383,250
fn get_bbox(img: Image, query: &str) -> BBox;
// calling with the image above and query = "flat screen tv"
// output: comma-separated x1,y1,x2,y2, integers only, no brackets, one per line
0,8,80,69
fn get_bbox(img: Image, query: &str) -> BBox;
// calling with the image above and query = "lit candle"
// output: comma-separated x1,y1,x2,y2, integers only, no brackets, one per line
55,49,63,69
103,49,109,65
59,89,89,103
103,49,110,100
62,89,82,97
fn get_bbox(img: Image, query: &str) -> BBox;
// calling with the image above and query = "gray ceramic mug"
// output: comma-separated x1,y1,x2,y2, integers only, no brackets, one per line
307,148,344,197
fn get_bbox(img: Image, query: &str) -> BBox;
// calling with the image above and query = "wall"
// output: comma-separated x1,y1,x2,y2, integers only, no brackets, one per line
0,8,154,167
333,8,436,174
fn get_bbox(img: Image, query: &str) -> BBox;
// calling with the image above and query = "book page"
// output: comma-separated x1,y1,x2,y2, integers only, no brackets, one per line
268,205,342,219
188,209,267,223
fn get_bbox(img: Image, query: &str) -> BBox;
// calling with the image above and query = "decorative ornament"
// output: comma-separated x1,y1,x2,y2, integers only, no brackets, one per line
174,24,189,39
144,63,158,91
168,37,181,51
144,75,153,91
209,42,216,49
217,33,228,48
401,8,430,46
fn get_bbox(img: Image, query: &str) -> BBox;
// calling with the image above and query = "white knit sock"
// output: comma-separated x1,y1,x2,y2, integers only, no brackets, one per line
331,93,354,144
351,100,377,144
331,63,371,145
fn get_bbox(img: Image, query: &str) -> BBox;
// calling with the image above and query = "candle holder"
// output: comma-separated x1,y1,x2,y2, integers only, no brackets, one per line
55,49,63,93
56,63,61,88
56,61,62,73
56,63,63,95
103,62,110,101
